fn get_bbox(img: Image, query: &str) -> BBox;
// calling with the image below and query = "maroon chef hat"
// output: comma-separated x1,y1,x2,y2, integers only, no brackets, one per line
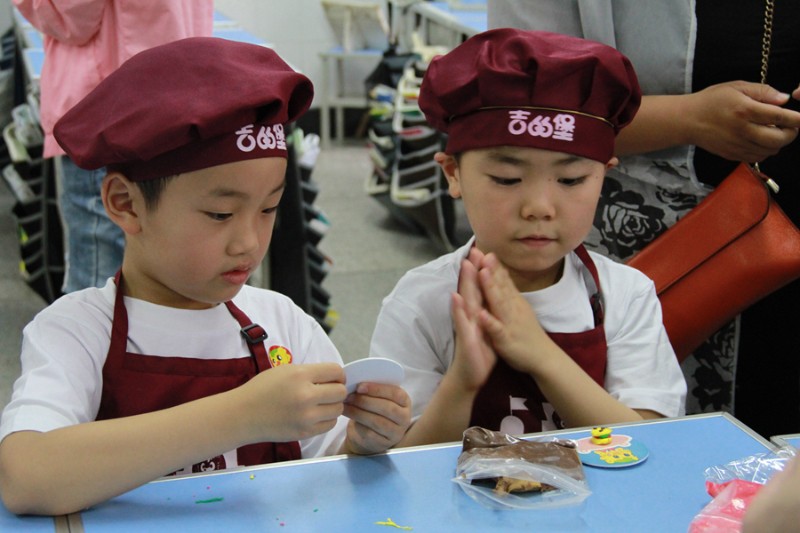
418,29,641,162
54,37,313,182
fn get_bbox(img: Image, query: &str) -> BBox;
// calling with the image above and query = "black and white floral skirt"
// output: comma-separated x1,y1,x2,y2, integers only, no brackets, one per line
587,162,737,416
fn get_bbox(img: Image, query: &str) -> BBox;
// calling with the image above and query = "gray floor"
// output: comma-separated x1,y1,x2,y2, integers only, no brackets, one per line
311,143,445,362
0,143,445,411
0,178,48,410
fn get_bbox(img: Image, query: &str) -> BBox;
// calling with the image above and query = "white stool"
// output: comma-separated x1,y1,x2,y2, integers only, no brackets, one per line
319,0,389,148
319,46,383,148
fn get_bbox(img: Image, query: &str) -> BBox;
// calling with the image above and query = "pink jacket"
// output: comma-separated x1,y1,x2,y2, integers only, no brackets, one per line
14,0,214,157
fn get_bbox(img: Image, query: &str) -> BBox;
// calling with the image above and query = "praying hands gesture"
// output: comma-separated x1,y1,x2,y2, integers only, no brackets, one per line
454,248,660,430
460,249,557,377
395,248,501,447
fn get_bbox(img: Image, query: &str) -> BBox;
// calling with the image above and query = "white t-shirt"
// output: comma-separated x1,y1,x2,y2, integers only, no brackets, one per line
0,280,347,461
369,239,687,425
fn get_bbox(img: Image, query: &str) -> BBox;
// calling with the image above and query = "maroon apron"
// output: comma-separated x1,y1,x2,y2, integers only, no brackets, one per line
96,272,301,474
470,245,607,434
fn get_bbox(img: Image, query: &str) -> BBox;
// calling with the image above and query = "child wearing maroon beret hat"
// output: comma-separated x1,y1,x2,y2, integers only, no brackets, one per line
0,37,410,516
369,29,686,446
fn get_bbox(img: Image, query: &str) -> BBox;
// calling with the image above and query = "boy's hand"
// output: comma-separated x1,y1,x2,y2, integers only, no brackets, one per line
238,363,347,443
342,383,411,454
447,249,498,392
475,253,559,376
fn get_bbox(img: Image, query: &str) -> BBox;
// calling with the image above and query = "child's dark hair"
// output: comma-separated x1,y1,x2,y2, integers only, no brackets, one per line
135,175,176,210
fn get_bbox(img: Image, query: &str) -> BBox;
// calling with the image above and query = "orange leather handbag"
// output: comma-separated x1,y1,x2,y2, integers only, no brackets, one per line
627,163,800,362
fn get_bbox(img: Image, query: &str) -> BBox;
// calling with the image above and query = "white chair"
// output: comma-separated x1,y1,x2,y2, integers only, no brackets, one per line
319,0,390,148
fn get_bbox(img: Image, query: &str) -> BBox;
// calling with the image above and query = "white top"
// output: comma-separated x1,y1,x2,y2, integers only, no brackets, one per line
0,280,347,461
369,239,687,426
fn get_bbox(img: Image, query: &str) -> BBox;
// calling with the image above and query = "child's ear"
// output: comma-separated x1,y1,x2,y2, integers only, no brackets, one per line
605,156,619,170
434,151,462,198
102,172,141,235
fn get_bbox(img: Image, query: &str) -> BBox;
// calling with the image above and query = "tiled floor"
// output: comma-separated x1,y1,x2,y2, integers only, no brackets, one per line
0,142,446,411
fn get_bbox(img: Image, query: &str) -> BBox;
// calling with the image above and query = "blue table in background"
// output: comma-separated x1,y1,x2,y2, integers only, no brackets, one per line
211,27,270,47
409,0,486,47
770,433,800,449
213,10,239,28
1,412,774,532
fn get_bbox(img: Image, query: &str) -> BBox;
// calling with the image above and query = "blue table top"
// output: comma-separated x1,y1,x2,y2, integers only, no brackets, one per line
23,28,43,49
22,48,44,82
322,46,385,57
213,11,237,27
417,1,487,35
12,7,33,30
771,433,800,449
211,27,269,47
0,511,54,533
0,413,771,533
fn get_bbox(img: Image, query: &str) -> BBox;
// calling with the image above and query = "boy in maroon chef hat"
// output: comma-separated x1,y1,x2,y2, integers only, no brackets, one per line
0,37,410,516
369,29,687,446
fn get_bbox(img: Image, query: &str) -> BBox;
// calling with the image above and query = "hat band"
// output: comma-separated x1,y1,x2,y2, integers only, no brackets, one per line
110,121,289,182
443,108,615,162
466,106,613,127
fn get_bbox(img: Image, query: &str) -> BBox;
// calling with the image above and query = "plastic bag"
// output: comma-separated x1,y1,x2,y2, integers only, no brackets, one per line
688,446,797,532
453,427,591,511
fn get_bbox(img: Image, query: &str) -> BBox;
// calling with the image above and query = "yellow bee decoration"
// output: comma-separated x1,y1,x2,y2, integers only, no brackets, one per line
591,426,612,445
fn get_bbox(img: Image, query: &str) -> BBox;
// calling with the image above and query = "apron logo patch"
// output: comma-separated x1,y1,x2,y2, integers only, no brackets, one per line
268,345,293,366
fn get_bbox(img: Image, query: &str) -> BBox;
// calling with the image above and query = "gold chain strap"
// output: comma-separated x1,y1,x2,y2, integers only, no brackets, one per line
760,0,774,84
756,0,779,192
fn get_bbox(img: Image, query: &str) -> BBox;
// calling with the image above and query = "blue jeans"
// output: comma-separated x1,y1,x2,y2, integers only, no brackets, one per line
57,157,125,293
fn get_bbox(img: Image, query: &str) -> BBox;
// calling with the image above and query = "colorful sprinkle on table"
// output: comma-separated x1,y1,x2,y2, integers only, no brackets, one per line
375,517,412,530
194,497,224,504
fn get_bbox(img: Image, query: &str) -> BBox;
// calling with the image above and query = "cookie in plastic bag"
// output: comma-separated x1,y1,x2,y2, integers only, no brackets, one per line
453,426,591,510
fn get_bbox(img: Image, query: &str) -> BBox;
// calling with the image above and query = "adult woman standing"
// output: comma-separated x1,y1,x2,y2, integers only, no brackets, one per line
488,0,800,437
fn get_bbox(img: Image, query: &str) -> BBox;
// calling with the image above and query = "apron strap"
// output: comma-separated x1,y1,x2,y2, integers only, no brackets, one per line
112,271,272,374
573,244,605,326
225,300,273,373
109,270,130,366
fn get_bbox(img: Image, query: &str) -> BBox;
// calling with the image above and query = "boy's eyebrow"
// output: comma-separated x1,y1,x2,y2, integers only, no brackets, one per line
485,150,584,167
206,179,286,198
485,150,526,166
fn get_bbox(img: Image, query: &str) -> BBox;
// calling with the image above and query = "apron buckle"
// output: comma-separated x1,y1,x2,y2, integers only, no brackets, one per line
240,323,268,345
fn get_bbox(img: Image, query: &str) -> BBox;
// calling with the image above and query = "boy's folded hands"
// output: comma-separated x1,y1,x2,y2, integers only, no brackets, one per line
455,249,561,380
477,253,560,376
450,250,498,393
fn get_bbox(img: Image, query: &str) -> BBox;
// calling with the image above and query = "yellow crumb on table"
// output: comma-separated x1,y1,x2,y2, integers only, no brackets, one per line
375,517,412,530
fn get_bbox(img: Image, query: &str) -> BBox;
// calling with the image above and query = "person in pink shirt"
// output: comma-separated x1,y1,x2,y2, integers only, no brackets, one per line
14,0,214,294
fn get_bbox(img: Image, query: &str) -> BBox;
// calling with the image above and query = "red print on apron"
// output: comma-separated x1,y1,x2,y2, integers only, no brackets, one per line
96,272,300,474
469,245,607,434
